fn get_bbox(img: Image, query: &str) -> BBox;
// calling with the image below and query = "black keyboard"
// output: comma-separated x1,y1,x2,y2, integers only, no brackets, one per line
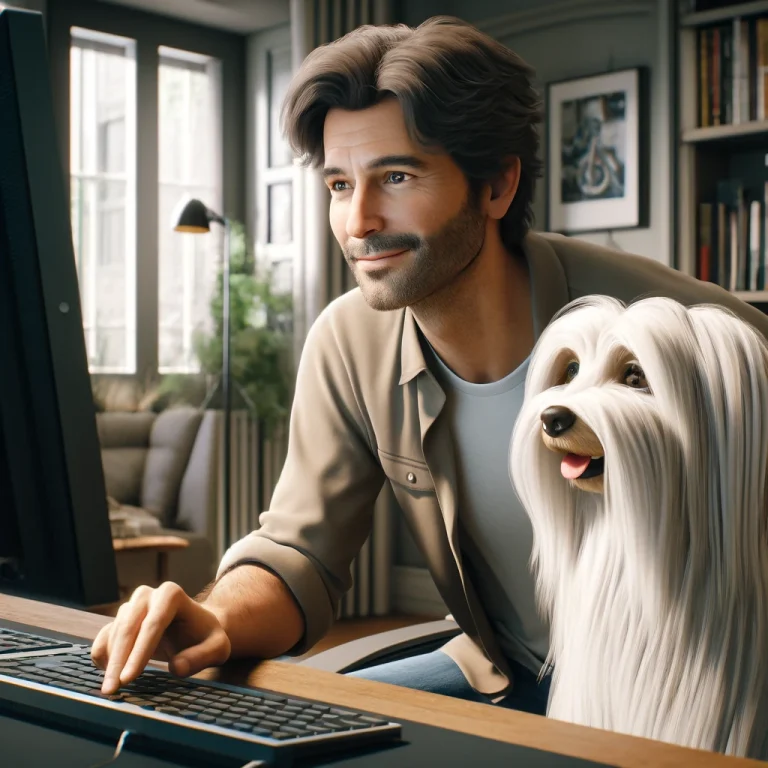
0,628,402,766
0,627,77,655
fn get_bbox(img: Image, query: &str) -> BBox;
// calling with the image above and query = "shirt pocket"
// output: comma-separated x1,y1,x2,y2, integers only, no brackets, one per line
377,448,435,493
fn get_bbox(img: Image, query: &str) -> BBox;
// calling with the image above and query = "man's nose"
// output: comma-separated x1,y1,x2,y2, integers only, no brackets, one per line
346,186,383,240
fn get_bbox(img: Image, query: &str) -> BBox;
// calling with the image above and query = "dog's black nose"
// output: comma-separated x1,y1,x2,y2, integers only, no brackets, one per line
541,405,576,436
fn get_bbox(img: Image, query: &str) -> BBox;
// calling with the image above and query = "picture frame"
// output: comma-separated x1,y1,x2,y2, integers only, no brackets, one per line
546,67,647,235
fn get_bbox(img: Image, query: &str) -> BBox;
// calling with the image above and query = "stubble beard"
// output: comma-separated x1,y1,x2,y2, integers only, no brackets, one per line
343,197,487,312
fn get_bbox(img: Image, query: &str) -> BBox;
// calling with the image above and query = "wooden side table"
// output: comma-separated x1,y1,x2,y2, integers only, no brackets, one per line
112,535,190,585
89,536,191,616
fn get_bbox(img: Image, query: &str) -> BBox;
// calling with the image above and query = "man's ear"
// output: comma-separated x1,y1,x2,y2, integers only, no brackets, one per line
487,156,521,221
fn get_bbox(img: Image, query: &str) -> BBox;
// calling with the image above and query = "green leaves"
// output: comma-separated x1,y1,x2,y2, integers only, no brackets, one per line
162,220,294,437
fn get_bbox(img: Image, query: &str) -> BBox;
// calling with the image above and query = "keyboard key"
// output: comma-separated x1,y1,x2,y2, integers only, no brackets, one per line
358,715,389,725
339,719,371,729
306,725,333,734
258,692,286,703
330,707,358,717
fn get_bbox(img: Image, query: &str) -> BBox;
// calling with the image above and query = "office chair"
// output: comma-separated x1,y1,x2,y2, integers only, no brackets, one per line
295,617,461,674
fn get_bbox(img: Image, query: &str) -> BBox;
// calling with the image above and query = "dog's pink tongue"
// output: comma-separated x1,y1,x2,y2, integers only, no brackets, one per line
561,453,590,479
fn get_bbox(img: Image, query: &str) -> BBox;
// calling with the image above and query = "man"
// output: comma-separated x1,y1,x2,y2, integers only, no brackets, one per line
92,16,768,715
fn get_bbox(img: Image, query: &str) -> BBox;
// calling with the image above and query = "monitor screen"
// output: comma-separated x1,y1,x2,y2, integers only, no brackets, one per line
0,7,119,608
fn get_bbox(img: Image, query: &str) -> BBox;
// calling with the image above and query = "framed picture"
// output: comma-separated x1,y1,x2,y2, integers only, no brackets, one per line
546,67,646,235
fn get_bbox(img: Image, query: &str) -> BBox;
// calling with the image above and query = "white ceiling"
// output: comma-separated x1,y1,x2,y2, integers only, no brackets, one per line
97,0,291,34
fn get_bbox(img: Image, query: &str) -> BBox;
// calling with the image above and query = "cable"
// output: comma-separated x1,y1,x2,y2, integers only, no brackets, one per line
83,728,268,768
87,729,132,768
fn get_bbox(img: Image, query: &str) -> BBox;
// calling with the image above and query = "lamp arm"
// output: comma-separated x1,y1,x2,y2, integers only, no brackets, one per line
220,217,232,552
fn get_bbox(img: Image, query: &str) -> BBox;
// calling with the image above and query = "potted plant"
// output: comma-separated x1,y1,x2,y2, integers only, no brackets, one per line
157,221,293,437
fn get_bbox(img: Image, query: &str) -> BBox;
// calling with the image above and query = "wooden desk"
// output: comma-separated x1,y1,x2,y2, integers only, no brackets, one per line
0,593,762,768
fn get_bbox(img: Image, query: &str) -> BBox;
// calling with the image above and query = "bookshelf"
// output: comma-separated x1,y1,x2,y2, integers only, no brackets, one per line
677,0,768,305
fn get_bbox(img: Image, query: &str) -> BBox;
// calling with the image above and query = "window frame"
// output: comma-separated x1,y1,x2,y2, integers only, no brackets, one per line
47,0,246,383
69,27,137,374
156,45,224,374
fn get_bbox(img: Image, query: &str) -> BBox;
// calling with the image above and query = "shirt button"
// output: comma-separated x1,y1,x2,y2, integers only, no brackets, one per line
406,472,416,484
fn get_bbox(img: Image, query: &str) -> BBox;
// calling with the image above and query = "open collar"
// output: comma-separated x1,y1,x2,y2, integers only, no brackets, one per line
398,231,570,385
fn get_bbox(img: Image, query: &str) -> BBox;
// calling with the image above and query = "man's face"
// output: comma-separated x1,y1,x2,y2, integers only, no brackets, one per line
323,99,487,311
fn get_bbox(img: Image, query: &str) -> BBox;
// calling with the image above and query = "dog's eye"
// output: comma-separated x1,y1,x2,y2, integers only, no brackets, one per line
564,360,579,383
624,363,648,390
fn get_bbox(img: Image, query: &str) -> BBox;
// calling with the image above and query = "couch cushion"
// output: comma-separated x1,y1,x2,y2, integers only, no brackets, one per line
107,496,163,538
97,412,156,506
142,406,203,527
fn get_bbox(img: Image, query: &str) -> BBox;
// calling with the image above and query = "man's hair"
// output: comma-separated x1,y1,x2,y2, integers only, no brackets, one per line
281,16,544,248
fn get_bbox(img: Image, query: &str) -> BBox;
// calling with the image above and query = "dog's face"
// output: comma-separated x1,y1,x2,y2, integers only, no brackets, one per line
515,296,665,497
538,354,651,494
512,294,768,506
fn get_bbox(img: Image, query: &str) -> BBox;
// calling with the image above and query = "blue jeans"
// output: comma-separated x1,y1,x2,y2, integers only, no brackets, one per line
346,648,551,715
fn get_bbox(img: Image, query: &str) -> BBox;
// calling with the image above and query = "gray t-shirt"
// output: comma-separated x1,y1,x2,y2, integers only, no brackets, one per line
424,342,550,675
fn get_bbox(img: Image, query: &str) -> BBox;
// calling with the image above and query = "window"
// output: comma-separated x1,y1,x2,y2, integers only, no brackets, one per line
157,46,223,373
262,42,294,299
69,27,137,373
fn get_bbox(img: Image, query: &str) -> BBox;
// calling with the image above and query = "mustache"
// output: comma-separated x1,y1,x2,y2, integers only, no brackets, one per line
346,234,422,260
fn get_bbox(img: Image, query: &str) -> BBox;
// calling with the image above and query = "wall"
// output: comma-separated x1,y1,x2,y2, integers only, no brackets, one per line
392,0,677,612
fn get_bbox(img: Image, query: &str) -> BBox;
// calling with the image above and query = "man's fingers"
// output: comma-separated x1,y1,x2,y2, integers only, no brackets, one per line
168,629,230,678
90,622,114,670
119,582,185,686
101,592,152,694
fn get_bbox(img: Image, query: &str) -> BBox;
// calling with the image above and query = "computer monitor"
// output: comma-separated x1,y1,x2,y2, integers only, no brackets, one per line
0,7,119,608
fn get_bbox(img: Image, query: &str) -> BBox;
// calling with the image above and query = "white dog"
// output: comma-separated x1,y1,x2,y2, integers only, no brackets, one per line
510,295,768,759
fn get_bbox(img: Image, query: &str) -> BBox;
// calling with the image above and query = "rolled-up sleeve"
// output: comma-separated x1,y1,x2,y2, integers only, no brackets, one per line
216,306,385,655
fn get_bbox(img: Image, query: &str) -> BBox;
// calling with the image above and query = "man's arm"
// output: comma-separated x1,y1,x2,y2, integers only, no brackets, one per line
213,302,387,656
93,299,387,693
198,563,305,659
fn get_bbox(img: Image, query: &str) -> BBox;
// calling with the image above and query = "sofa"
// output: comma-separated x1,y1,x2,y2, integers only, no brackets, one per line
97,406,218,599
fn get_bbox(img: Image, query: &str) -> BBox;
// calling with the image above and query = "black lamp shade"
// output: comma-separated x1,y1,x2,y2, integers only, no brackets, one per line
173,198,211,233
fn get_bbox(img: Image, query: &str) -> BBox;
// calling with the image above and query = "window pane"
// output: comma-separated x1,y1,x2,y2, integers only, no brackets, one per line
268,47,293,168
271,257,292,296
158,47,222,374
267,182,292,245
70,28,136,374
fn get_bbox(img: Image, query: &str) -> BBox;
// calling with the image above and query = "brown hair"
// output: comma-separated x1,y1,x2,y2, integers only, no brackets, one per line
281,16,544,248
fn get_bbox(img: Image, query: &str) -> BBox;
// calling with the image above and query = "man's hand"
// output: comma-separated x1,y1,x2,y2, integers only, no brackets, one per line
91,581,231,695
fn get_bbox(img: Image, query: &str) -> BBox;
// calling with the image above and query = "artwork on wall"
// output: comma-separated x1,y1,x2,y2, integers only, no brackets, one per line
546,67,646,235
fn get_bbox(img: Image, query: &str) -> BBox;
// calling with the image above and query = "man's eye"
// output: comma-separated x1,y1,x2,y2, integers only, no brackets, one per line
564,360,579,382
624,362,649,390
330,180,349,192
386,171,409,184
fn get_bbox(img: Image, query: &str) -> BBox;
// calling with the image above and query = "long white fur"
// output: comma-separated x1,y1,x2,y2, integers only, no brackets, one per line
509,295,768,758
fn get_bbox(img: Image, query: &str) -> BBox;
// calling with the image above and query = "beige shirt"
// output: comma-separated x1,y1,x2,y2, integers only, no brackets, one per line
217,231,768,697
